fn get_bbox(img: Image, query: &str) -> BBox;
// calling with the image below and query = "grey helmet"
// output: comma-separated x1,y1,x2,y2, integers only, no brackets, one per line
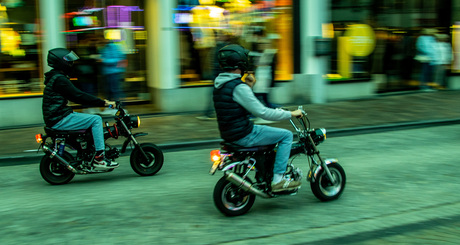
217,44,250,72
47,48,79,74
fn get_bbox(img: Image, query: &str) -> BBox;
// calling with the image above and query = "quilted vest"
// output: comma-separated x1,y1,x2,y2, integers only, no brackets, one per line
213,78,254,142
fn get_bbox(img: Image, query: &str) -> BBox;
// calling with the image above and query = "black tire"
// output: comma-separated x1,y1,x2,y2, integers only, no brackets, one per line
213,176,256,216
130,143,164,176
310,162,346,201
39,151,75,185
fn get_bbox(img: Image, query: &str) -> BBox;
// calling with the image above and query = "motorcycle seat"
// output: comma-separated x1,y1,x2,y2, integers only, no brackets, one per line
44,127,89,137
220,141,276,152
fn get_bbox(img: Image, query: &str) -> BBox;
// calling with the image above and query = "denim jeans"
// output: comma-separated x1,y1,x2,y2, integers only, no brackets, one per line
233,125,293,174
52,112,105,151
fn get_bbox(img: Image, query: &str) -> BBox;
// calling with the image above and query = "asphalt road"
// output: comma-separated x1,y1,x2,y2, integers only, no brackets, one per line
1,125,459,244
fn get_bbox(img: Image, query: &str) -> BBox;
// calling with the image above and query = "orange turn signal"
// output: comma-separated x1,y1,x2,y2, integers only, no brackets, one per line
35,134,43,143
210,150,221,162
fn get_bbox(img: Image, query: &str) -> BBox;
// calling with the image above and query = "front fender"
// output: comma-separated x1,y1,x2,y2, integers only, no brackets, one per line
308,158,339,182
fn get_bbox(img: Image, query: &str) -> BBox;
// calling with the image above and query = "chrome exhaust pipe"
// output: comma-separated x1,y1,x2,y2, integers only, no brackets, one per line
225,172,270,198
42,145,77,174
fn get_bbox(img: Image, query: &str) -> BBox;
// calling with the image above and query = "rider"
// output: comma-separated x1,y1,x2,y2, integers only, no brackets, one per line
42,48,118,169
213,44,303,192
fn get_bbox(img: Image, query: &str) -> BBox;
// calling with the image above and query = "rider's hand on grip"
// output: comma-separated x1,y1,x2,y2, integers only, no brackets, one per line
291,109,303,118
105,100,116,109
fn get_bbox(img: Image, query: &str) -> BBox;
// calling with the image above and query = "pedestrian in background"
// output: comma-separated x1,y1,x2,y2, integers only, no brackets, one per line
99,39,127,115
415,28,437,91
251,39,278,123
196,31,233,120
433,33,453,89
74,34,100,114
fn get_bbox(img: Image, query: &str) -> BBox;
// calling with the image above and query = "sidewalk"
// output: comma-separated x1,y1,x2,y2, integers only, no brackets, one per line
1,89,459,161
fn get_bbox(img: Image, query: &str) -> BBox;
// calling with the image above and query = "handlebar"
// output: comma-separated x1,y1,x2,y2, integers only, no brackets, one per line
108,100,122,110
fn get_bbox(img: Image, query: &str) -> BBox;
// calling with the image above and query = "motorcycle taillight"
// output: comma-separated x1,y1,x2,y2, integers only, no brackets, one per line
210,150,221,162
35,134,43,143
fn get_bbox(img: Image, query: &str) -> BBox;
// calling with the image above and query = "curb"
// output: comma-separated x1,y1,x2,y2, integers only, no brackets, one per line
1,118,459,167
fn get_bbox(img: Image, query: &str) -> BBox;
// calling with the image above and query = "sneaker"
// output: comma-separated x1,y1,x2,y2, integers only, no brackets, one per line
93,157,119,169
271,179,301,192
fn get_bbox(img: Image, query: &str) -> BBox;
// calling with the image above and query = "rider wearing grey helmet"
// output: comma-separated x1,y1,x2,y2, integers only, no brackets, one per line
43,48,118,169
213,44,303,192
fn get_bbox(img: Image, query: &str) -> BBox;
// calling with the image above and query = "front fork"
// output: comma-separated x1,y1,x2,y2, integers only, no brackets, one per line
307,136,337,184
118,120,150,162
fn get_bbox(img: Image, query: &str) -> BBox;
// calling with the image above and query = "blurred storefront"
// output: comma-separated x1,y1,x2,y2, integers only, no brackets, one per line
64,0,149,102
2,0,460,128
0,0,41,98
174,0,294,86
328,0,456,93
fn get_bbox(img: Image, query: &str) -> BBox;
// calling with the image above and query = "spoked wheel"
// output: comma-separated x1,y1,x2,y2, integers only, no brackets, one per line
213,176,256,216
39,151,75,185
130,143,164,176
310,162,346,201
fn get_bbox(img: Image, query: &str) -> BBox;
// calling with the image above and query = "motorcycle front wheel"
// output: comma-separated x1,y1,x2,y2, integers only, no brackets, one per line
310,162,346,201
130,143,164,176
213,176,256,216
39,151,75,185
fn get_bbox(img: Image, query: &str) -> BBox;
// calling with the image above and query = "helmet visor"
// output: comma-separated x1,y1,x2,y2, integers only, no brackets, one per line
62,51,79,62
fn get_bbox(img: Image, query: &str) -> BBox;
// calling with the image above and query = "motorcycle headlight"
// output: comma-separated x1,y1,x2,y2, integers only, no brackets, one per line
131,115,140,128
312,128,326,144
123,115,140,128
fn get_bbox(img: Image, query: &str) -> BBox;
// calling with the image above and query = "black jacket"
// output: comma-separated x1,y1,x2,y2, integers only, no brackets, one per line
42,70,105,127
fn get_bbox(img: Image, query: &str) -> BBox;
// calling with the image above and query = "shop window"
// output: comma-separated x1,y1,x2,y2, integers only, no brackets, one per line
175,0,294,86
0,1,41,98
64,0,149,102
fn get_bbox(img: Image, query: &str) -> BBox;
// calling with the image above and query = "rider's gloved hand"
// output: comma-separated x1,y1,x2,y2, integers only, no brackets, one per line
291,109,303,118
104,100,116,108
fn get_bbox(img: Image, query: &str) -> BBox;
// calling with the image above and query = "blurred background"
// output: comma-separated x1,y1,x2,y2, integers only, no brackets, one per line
1,0,459,128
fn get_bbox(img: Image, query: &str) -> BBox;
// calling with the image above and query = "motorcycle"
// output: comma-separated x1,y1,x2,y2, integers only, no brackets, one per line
209,106,346,216
35,102,164,185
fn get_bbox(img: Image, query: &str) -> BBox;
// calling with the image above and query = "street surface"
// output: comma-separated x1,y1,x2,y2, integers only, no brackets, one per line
1,125,459,244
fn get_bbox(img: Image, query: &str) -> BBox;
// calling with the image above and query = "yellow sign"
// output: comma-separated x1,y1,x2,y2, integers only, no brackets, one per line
344,24,375,57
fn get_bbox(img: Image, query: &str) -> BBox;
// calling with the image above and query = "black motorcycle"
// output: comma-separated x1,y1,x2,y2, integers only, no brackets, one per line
35,102,164,185
209,106,346,216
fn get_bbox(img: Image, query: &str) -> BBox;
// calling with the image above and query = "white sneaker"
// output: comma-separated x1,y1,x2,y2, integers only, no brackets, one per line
93,157,119,169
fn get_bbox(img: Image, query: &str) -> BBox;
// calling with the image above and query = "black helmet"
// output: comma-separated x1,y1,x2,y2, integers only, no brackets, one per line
47,48,79,73
217,44,250,72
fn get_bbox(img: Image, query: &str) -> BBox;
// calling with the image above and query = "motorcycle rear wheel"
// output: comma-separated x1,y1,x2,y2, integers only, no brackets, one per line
213,176,256,216
130,143,164,176
39,151,75,185
310,162,346,201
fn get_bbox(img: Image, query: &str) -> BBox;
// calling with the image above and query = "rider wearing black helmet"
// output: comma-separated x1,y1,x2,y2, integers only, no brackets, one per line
213,44,303,192
43,48,118,169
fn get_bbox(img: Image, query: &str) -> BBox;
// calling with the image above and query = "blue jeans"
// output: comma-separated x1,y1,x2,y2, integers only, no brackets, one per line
52,112,105,151
233,125,293,174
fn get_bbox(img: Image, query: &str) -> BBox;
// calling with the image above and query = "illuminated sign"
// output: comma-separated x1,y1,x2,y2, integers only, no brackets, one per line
344,24,376,57
174,13,193,24
72,16,99,27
